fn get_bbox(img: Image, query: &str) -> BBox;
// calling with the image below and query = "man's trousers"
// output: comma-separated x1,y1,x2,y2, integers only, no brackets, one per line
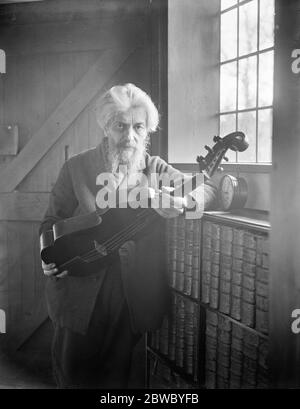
50,259,142,388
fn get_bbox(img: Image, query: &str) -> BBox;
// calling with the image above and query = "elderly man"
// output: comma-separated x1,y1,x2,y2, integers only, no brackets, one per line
40,83,218,389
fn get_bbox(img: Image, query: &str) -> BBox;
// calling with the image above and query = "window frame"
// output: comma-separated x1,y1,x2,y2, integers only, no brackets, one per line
218,0,274,170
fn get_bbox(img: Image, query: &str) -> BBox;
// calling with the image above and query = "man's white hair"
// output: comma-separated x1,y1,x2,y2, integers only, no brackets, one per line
95,83,159,133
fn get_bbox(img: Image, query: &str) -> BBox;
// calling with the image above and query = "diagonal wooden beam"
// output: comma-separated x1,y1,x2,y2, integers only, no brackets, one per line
0,46,136,192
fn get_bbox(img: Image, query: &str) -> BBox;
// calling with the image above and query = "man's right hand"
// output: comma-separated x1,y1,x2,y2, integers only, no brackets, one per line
42,261,68,279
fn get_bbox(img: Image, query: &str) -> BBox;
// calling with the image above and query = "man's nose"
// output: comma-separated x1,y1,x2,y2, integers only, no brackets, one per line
124,126,135,141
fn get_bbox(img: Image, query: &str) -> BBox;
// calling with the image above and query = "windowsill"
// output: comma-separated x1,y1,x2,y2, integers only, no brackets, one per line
170,162,272,174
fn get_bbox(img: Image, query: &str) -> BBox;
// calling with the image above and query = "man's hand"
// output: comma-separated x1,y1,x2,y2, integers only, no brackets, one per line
153,186,186,218
42,261,68,279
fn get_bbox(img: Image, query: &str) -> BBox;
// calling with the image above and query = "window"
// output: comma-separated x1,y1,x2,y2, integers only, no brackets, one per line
219,0,274,163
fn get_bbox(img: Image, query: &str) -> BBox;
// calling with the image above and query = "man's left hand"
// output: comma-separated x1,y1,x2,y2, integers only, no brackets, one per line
153,186,186,218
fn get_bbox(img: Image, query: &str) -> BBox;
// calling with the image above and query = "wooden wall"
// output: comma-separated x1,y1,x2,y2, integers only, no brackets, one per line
0,0,165,351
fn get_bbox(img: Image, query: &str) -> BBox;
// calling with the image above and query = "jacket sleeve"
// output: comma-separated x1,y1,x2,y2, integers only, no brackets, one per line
39,161,78,236
153,156,218,211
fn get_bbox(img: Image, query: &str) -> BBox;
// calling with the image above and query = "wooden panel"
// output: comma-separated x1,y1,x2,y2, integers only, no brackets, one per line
0,193,49,221
0,72,3,123
0,55,16,172
20,223,35,317
3,52,100,151
17,51,101,192
0,17,146,56
0,222,8,294
3,221,47,352
19,47,151,192
270,0,300,388
2,56,18,135
7,223,22,330
0,0,148,25
0,45,136,192
0,125,18,155
19,55,46,150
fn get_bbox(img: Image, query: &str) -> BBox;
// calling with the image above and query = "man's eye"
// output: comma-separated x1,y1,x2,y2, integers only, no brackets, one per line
135,124,145,131
116,123,124,130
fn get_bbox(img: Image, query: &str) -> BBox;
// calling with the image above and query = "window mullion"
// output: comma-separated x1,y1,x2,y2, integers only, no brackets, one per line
219,0,274,164
236,4,239,162
255,0,260,162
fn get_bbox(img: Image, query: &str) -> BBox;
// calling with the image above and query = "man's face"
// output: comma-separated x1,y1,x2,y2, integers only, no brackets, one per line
106,106,148,164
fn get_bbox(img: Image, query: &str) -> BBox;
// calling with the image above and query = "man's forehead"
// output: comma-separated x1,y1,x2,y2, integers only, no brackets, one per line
114,107,147,123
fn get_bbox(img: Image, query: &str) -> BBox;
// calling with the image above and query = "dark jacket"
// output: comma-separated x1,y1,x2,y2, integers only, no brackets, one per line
40,143,217,334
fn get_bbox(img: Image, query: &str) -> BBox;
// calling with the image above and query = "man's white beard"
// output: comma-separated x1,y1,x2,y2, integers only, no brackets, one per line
108,137,148,175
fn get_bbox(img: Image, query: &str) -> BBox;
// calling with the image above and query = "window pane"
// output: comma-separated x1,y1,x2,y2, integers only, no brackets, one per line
221,0,237,11
221,9,237,61
238,55,257,109
239,0,258,56
237,111,256,162
258,50,274,106
220,61,237,112
220,114,237,162
258,108,272,162
259,0,275,50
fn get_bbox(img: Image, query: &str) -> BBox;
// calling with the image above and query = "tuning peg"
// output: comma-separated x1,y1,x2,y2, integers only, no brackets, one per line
223,156,229,162
197,156,206,167
213,135,221,143
196,155,206,163
205,145,212,153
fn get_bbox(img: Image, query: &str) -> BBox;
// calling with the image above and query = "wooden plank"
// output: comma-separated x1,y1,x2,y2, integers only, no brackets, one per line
0,45,136,192
19,51,102,192
0,192,49,220
0,125,18,155
0,290,8,350
0,222,8,293
21,53,62,192
5,222,49,353
7,224,22,330
18,54,46,150
55,52,76,165
20,222,36,317
3,55,17,133
6,222,47,352
0,0,148,25
0,17,147,56
33,222,45,304
75,50,100,150
0,72,3,123
5,221,41,348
